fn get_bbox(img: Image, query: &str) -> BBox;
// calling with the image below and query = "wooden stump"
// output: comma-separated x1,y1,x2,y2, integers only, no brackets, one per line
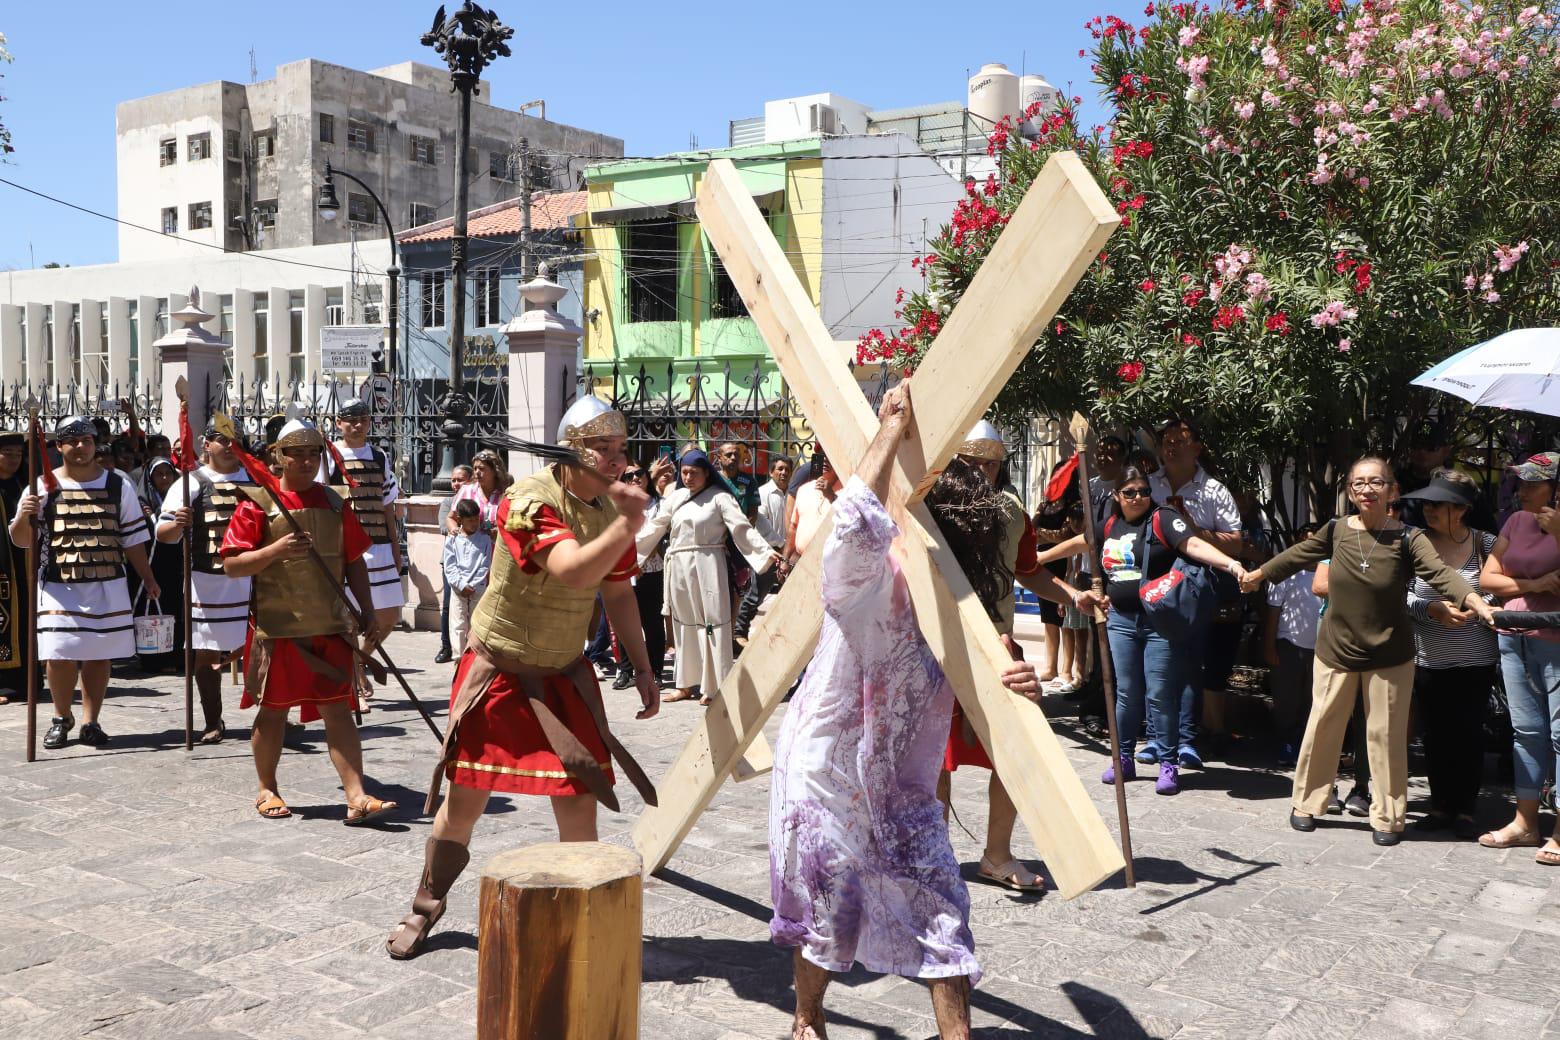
477,841,642,1040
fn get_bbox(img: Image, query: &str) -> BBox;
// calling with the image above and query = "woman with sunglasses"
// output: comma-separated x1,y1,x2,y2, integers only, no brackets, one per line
1098,467,1251,795
1241,457,1496,845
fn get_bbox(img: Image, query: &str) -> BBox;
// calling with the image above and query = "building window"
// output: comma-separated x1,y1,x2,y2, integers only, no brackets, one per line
253,296,269,384
253,129,276,158
347,119,375,152
161,207,179,235
225,129,241,159
84,303,108,385
421,271,447,329
255,199,278,228
408,202,436,227
218,293,234,364
70,304,82,385
364,283,383,326
711,253,750,320
189,201,213,230
127,300,139,387
319,113,335,144
624,220,679,324
409,134,436,165
474,268,500,327
288,291,305,382
42,306,53,388
347,192,376,225
156,298,170,338
326,288,344,327
489,151,513,182
188,132,212,161
159,138,177,166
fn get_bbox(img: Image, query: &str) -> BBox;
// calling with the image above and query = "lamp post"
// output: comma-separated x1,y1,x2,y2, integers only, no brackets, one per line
317,161,400,382
422,1,513,492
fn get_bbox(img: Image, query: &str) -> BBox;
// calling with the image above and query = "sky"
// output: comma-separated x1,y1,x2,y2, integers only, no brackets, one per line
0,0,1108,271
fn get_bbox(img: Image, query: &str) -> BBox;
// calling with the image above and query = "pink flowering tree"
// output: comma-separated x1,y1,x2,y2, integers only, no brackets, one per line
860,0,1560,515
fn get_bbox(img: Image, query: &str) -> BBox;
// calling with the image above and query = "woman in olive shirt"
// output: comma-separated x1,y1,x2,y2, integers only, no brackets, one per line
1241,458,1496,845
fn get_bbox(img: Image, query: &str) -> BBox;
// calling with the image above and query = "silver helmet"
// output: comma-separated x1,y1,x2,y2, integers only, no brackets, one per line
557,395,626,446
956,419,1005,462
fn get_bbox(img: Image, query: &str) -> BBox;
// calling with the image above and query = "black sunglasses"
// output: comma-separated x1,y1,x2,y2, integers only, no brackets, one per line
1118,488,1152,500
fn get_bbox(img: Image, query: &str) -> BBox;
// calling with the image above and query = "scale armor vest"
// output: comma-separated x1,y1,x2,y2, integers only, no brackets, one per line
42,472,127,584
993,488,1028,638
471,468,619,669
329,447,392,545
241,486,350,640
191,473,246,576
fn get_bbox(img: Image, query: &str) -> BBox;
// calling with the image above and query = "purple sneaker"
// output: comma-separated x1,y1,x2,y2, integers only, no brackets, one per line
1101,756,1137,785
1156,762,1180,795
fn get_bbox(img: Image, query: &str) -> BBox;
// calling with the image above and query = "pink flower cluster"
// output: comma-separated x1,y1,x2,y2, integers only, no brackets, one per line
1309,300,1359,328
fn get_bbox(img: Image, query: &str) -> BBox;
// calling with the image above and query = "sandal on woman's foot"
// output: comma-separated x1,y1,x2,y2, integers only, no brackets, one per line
661,689,696,703
977,855,1046,892
698,695,713,706
345,796,398,827
1478,825,1541,849
255,793,291,819
198,720,225,746
1536,844,1560,866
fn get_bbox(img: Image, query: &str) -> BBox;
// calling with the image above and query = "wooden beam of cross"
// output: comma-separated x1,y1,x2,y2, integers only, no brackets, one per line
632,154,1123,898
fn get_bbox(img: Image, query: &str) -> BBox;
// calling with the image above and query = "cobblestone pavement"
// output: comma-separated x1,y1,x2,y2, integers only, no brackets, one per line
2,628,1559,1039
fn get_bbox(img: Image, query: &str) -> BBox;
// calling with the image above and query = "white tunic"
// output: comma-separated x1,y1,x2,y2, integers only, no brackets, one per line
636,485,773,692
322,443,405,610
158,465,254,652
29,470,150,661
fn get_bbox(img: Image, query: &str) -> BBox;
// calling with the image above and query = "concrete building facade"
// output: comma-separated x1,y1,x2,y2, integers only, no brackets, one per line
116,60,623,263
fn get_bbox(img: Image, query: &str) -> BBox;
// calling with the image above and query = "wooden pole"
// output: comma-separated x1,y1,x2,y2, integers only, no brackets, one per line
1069,414,1135,888
477,842,641,1040
179,394,195,752
23,405,39,764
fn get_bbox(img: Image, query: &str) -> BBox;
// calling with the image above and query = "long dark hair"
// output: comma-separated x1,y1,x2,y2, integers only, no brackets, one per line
1110,466,1156,520
926,456,1013,623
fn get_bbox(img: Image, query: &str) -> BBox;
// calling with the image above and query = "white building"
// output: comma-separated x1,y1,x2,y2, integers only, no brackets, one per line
0,239,392,390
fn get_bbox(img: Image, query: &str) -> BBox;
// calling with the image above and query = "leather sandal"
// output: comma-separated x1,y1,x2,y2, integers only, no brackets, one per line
388,838,471,960
255,793,291,819
345,795,398,827
977,855,1046,892
1478,826,1541,849
42,714,74,750
1536,845,1560,866
198,720,226,746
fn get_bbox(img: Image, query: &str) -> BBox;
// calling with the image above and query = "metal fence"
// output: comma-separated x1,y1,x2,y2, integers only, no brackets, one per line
0,381,166,438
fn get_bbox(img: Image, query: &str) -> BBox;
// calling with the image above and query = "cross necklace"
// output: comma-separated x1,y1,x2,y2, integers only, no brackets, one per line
1353,520,1384,571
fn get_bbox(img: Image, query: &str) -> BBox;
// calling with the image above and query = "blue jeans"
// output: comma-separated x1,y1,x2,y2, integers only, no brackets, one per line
1172,613,1213,755
1499,633,1560,801
1107,610,1183,757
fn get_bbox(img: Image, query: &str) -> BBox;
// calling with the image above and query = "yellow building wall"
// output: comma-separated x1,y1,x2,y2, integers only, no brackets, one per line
580,180,619,363
784,159,824,306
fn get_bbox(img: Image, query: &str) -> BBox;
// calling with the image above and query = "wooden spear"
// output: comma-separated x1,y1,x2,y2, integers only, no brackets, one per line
175,377,194,751
23,396,40,763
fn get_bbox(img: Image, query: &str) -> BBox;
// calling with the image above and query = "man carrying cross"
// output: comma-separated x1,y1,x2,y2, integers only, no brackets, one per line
155,420,254,744
220,419,398,824
771,383,1099,1039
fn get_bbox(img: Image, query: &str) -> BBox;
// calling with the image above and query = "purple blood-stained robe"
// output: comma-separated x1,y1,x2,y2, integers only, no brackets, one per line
769,477,980,982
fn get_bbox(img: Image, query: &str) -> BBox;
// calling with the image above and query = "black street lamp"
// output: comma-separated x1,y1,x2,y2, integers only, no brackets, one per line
318,160,401,383
422,1,513,492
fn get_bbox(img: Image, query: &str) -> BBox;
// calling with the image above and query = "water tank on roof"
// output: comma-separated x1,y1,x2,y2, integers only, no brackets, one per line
968,63,1020,130
1019,75,1061,136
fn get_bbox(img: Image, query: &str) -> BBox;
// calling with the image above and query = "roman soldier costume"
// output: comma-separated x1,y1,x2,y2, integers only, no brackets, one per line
944,420,1041,772
323,398,405,612
27,416,150,663
220,419,371,721
0,430,29,695
159,423,253,653
387,395,656,961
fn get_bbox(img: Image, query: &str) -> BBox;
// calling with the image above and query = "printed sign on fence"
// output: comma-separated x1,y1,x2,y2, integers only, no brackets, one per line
320,326,383,373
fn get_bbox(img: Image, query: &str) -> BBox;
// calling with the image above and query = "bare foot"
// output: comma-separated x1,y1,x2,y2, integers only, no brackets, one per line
792,1018,827,1040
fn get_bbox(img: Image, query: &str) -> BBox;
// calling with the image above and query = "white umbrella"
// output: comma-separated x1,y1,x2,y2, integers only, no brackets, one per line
1413,328,1560,416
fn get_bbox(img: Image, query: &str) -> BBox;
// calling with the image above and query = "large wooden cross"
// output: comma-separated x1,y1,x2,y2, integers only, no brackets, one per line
633,153,1123,898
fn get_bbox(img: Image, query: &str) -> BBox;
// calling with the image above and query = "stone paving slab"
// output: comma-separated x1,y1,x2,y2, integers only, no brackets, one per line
0,628,1557,1038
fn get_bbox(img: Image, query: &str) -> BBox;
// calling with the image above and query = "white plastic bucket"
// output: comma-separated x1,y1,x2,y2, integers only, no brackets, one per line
134,597,175,654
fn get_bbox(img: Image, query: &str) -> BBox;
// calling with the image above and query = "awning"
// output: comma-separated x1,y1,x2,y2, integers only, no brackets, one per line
590,188,785,224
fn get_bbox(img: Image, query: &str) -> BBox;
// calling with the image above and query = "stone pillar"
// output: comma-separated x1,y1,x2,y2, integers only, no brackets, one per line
80,299,103,386
267,287,288,387
501,269,582,479
401,494,445,631
0,304,24,384
304,283,326,384
24,302,47,388
231,289,256,387
107,297,132,389
136,295,160,389
155,288,229,444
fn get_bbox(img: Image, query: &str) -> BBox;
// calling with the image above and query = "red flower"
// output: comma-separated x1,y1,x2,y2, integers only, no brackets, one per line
1352,262,1372,293
1264,312,1291,335
1117,361,1145,383
1182,288,1206,307
1055,320,1068,335
1211,305,1246,331
1139,278,1158,293
1181,333,1203,347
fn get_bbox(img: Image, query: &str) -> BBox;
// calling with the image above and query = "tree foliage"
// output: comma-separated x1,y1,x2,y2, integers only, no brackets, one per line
861,0,1560,507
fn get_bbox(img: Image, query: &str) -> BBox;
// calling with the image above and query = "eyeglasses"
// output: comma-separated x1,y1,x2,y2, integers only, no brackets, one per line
1349,478,1390,491
622,470,645,480
1119,488,1151,500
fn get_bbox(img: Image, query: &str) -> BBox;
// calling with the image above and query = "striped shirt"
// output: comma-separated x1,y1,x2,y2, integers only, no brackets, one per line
1407,530,1498,669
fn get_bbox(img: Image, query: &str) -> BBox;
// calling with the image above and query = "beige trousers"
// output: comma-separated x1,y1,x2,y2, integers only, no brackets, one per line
1292,657,1416,833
